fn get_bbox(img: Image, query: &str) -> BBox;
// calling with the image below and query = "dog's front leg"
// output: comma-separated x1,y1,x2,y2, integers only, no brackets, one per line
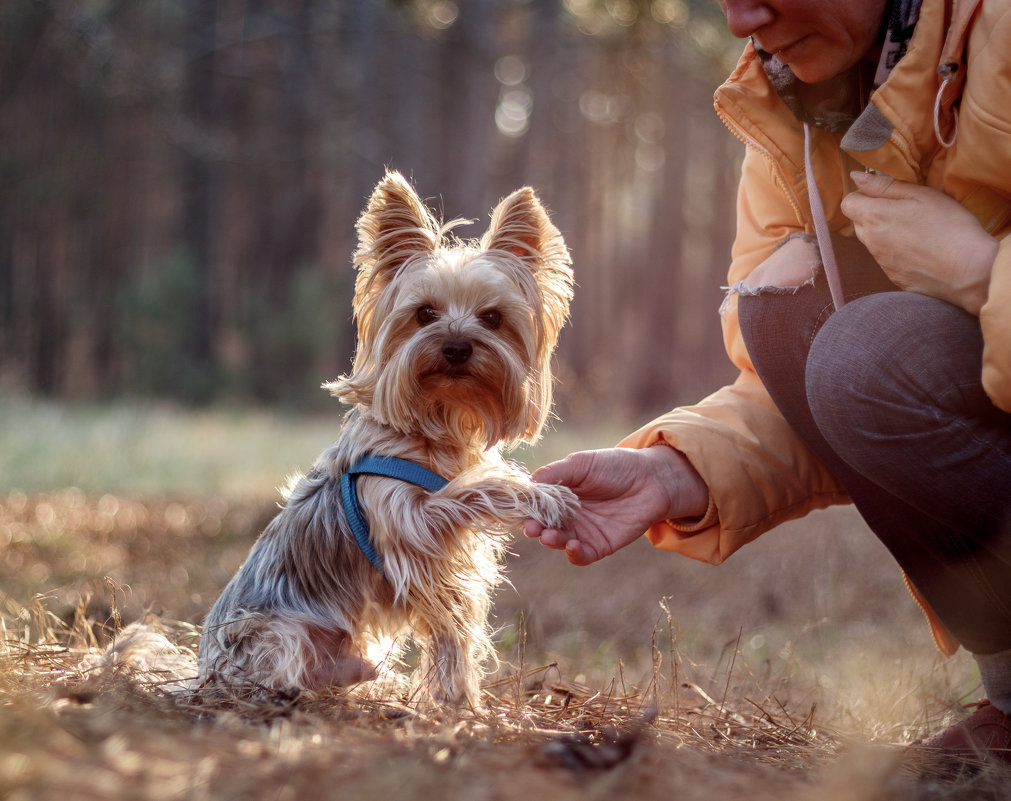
436,465,579,534
416,626,480,708
370,468,576,554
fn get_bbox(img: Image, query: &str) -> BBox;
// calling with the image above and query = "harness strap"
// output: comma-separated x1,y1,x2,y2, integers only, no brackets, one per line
339,455,450,579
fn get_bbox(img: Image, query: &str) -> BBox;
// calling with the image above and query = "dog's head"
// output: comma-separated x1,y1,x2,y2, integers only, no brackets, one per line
327,171,573,449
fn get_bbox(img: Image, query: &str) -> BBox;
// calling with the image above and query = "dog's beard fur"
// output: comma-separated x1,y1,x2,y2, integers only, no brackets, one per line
197,172,576,708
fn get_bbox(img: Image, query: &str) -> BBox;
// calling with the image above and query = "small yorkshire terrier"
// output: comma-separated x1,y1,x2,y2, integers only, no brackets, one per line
198,172,576,707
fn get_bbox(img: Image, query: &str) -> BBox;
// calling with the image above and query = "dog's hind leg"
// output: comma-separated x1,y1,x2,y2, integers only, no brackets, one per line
203,614,376,693
301,623,378,689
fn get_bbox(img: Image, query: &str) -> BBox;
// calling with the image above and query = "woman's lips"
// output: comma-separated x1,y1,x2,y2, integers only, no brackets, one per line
767,35,810,63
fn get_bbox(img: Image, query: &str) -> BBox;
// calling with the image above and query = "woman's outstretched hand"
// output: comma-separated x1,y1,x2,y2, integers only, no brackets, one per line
523,445,709,566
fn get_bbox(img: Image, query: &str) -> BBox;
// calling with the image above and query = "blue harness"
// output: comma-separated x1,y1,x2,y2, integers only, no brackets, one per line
339,454,450,579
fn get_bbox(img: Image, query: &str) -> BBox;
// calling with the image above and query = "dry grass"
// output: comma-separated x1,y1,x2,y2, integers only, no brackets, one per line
1,405,1009,798
3,488,1010,800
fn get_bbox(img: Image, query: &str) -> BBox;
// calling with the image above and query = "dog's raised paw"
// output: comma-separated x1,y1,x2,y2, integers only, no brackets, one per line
529,483,579,530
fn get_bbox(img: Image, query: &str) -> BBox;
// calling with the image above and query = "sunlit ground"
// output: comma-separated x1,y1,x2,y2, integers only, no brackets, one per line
0,396,981,726
2,397,1003,800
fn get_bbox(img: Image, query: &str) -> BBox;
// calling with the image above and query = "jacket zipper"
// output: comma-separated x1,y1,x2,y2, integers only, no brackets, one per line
715,103,807,227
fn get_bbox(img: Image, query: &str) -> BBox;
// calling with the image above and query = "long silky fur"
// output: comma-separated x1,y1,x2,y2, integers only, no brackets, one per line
197,171,576,708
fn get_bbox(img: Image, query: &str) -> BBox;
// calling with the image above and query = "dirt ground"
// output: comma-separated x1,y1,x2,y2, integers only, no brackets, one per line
2,490,1010,800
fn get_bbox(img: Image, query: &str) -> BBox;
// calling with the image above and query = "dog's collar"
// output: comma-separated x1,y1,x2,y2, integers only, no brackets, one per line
339,454,450,579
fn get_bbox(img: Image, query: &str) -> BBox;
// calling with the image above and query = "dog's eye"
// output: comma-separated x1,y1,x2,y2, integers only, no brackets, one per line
478,309,502,329
416,306,438,326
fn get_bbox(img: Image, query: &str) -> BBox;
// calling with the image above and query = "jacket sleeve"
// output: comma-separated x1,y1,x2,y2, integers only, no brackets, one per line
954,1,1011,410
980,232,1011,411
619,146,848,565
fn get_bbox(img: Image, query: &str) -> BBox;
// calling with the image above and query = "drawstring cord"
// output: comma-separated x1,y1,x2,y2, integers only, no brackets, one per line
933,63,960,149
803,123,846,311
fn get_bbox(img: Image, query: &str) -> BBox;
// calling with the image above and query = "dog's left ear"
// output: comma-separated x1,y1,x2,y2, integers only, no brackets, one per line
482,188,574,444
482,187,574,340
481,188,567,271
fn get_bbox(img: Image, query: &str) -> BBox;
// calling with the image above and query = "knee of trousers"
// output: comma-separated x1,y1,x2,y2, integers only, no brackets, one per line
805,291,985,467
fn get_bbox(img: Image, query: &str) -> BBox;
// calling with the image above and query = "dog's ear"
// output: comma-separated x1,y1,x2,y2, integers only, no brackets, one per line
484,186,573,332
354,171,440,290
481,188,567,270
483,188,574,444
334,173,442,407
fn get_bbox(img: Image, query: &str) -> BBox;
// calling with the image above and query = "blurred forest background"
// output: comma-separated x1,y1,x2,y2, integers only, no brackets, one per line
1,0,744,422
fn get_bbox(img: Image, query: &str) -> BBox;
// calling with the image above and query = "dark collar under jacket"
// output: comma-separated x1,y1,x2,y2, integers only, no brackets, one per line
754,0,923,133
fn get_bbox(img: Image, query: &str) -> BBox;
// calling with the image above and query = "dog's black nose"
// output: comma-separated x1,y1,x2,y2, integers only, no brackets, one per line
442,340,473,366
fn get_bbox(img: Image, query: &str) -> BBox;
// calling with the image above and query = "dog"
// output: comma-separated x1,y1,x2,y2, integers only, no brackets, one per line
197,172,577,708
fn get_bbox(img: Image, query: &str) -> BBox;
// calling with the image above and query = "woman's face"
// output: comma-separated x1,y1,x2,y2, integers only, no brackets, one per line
718,0,889,83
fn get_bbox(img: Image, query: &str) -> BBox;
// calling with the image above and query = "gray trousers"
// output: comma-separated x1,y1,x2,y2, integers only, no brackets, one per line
738,259,1011,657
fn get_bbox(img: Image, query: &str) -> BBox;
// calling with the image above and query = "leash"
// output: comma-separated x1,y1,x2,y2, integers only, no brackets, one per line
339,454,450,579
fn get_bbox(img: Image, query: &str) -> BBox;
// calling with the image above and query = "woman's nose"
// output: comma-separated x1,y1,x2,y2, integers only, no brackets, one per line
720,0,775,39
